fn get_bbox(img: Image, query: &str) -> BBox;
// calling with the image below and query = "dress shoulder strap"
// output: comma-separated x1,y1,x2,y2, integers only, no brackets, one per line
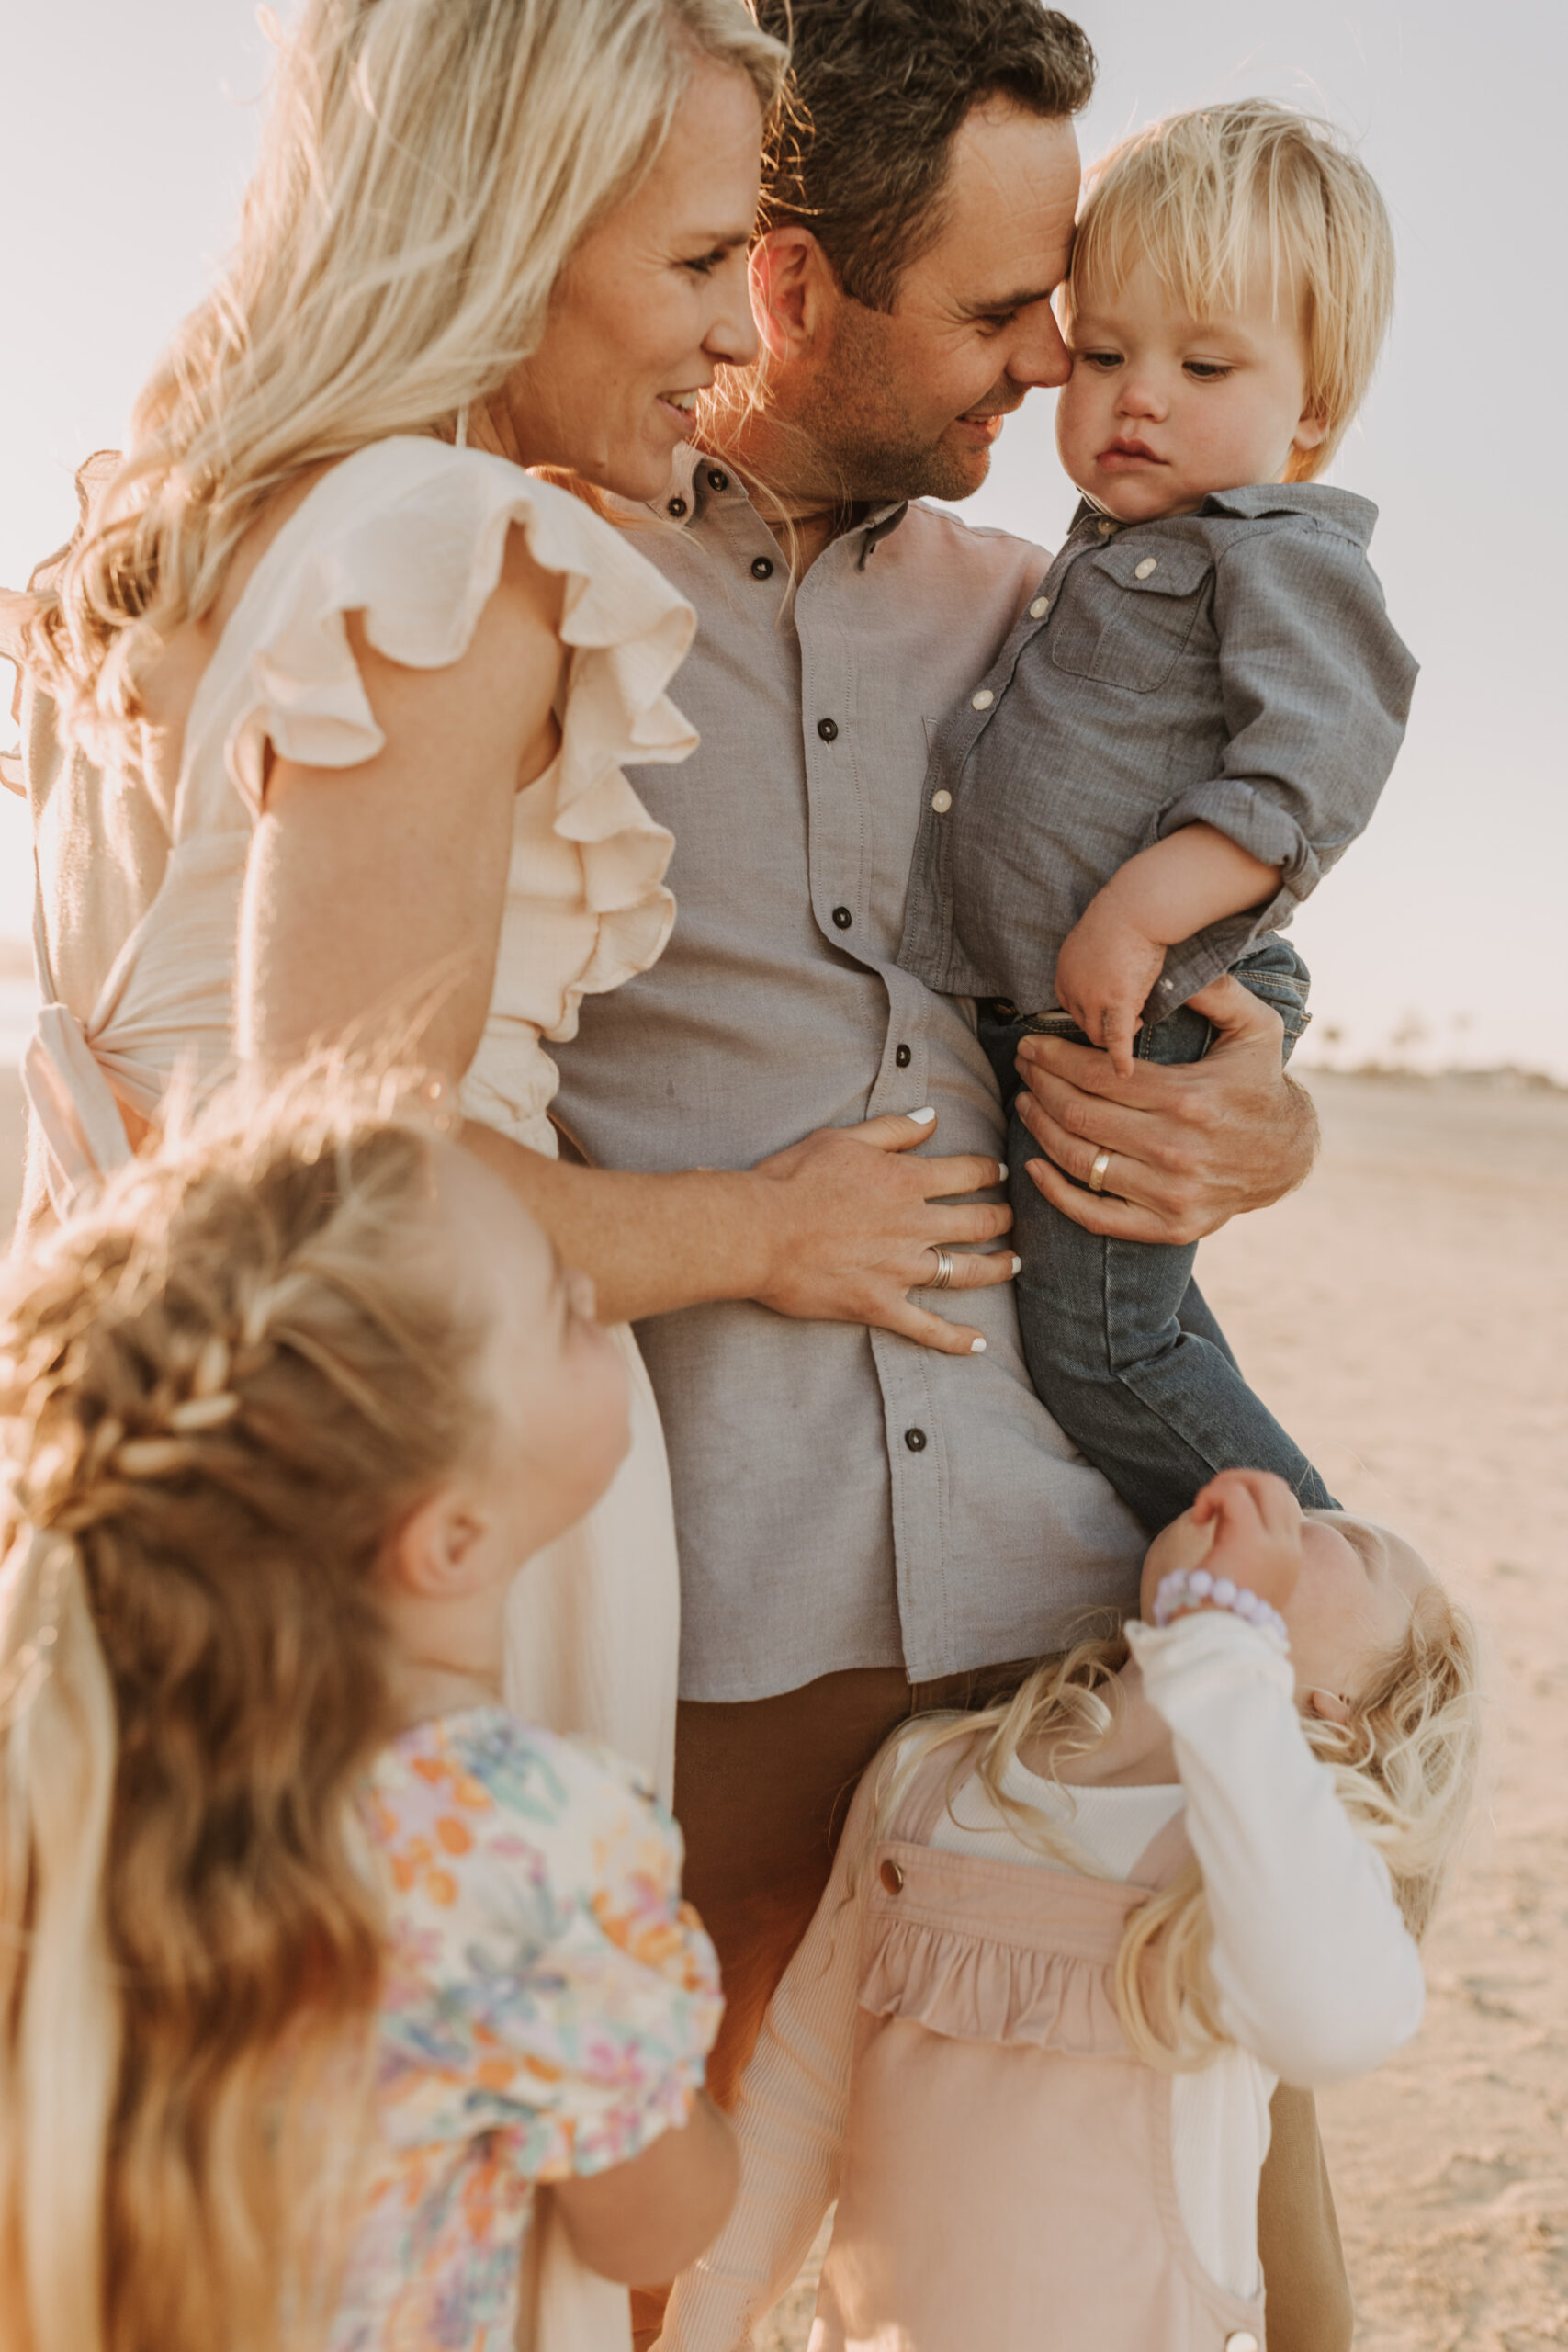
886,1724,990,1847
1125,1805,1194,1893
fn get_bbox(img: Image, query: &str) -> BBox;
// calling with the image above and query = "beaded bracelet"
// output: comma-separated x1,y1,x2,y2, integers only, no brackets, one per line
1151,1566,1290,1652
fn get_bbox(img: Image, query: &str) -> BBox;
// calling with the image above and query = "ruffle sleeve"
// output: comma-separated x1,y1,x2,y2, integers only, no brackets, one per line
210,440,695,1001
367,1708,723,2182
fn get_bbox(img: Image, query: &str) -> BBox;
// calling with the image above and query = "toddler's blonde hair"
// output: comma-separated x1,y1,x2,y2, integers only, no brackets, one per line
872,1518,1479,2073
0,1071,501,2352
1063,98,1396,481
27,0,785,755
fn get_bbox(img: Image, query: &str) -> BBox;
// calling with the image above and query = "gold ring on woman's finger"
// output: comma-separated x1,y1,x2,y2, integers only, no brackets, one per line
927,1246,955,1291
1087,1148,1112,1195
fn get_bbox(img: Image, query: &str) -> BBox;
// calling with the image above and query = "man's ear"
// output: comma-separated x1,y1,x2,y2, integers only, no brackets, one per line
750,225,840,362
384,1487,490,1600
1306,1685,1352,1725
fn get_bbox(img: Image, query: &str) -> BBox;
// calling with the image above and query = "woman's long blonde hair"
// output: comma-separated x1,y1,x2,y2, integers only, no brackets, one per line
872,1532,1481,2072
28,0,784,752
0,1074,498,2352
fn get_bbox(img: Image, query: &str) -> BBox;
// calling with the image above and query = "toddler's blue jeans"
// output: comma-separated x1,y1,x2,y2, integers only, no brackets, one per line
978,942,1337,1535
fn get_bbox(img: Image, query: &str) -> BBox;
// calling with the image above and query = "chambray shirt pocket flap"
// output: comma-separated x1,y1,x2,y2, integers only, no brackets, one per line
1089,538,1214,599
1049,538,1213,693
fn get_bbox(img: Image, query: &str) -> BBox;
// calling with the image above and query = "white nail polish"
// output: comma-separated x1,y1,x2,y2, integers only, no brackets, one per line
997,1162,1009,1181
908,1106,936,1125
1010,1255,1022,1274
970,1336,987,1353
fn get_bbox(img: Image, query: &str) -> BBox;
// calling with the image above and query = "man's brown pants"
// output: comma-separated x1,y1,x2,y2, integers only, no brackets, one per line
634,1667,1353,2351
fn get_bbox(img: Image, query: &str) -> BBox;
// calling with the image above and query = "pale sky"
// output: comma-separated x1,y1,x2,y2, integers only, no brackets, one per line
4,1,1564,1074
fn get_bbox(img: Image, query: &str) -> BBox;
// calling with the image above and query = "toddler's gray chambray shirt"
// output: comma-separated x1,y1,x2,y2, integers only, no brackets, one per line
550,447,1144,1705
897,484,1418,1017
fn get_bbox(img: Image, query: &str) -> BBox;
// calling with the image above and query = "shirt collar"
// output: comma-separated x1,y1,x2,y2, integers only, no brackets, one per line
1066,481,1378,545
649,441,910,559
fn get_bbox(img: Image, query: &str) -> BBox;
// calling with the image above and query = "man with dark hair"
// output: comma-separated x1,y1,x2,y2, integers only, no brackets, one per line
759,0,1097,313
552,6,1345,2342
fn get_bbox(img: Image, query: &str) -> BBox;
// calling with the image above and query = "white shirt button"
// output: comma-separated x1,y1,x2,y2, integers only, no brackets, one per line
1135,556,1158,580
971,688,995,711
931,789,953,814
1224,2334,1260,2352
1029,595,1050,619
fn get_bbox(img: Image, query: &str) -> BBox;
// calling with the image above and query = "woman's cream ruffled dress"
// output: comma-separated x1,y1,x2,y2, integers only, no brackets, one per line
6,440,698,2351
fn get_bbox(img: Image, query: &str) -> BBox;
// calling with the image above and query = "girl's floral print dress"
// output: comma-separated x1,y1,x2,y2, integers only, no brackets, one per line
329,1708,723,2351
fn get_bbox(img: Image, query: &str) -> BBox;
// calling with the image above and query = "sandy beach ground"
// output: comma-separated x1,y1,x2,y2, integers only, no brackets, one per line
1,1069,1562,2348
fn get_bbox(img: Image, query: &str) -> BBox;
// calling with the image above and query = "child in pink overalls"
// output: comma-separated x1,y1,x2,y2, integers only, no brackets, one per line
660,1470,1480,2352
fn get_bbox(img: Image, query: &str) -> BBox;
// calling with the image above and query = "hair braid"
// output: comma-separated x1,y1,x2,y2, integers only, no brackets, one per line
0,1076,492,2352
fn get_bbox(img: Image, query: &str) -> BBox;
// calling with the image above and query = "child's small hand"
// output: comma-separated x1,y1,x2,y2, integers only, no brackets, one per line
1188,1468,1303,1618
1053,899,1167,1079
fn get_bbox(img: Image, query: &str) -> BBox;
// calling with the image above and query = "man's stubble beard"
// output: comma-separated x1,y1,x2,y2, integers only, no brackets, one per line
801,300,993,509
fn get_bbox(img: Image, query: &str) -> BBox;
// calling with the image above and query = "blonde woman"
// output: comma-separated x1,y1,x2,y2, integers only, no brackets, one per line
0,1073,736,2352
5,5,1023,1796
661,1468,1480,2352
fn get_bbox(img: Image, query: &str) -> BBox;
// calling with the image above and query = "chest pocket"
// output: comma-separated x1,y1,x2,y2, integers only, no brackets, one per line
1048,537,1213,695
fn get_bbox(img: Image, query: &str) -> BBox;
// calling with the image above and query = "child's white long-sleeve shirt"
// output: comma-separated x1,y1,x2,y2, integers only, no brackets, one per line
661,1611,1425,2349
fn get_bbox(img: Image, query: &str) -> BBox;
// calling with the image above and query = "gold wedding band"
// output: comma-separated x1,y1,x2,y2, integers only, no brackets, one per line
1087,1148,1112,1195
927,1247,955,1291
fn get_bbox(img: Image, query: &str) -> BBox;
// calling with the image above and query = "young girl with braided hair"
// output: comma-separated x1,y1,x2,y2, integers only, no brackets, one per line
660,1469,1480,2352
0,1075,735,2352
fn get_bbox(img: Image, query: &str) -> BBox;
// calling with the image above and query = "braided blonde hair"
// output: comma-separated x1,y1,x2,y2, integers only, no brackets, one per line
26,0,786,755
870,1552,1480,2073
0,1074,494,2352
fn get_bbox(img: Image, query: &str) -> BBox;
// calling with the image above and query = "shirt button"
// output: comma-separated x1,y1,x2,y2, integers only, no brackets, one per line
832,905,852,929
1224,2335,1260,2352
818,717,840,742
705,468,729,492
750,555,775,580
905,1426,927,1452
895,1043,912,1068
1135,556,1158,579
667,495,688,518
1097,517,1115,536
879,1858,906,1894
970,688,995,711
931,789,953,814
1030,595,1050,618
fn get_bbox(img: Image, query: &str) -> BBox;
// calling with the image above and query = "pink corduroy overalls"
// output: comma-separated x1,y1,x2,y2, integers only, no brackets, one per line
807,1740,1269,2352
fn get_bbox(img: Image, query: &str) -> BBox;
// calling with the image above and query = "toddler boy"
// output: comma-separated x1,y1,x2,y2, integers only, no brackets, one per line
899,100,1416,1532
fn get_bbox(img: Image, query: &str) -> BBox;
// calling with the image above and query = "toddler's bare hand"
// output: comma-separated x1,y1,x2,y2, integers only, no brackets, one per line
1053,903,1167,1080
1188,1468,1303,1617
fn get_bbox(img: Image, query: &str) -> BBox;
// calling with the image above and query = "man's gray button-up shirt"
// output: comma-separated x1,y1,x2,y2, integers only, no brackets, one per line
550,447,1144,1704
